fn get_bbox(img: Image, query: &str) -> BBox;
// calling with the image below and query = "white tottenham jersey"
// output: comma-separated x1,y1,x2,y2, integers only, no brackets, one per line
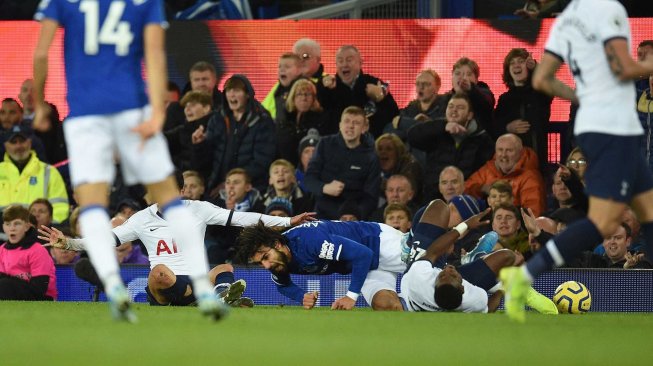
545,0,641,136
400,260,488,313
112,200,291,275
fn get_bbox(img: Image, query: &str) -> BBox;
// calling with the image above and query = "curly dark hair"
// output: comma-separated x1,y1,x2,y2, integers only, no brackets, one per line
234,221,287,265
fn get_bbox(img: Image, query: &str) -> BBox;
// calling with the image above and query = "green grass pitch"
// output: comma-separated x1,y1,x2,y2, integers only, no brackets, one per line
1,302,652,366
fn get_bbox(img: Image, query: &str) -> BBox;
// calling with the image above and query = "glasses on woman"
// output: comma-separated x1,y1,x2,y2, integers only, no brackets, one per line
295,92,314,98
567,159,587,167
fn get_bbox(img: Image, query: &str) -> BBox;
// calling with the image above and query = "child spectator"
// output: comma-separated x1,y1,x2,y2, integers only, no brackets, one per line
487,180,513,209
384,203,412,233
265,197,294,217
262,53,303,122
254,159,314,215
295,128,320,192
0,204,57,300
181,170,206,201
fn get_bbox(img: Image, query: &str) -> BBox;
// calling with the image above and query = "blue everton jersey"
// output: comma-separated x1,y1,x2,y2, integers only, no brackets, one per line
282,221,383,275
35,0,168,117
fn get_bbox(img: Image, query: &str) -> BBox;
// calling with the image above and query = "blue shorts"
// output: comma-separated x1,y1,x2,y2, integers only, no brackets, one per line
145,275,196,306
577,133,653,202
457,259,497,292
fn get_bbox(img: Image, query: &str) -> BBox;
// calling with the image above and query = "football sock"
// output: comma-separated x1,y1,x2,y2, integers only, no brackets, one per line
78,205,122,290
640,222,653,260
412,222,447,250
214,271,235,288
525,218,602,279
161,198,212,294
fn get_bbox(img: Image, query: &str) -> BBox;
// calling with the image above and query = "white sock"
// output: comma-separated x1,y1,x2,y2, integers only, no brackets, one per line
162,200,212,295
79,207,122,290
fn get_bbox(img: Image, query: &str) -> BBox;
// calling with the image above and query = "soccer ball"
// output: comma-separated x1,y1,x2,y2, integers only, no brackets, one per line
552,281,591,314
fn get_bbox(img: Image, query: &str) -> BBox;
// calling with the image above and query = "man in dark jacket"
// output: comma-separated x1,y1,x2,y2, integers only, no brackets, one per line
191,74,275,195
319,45,399,138
407,93,495,202
305,106,381,220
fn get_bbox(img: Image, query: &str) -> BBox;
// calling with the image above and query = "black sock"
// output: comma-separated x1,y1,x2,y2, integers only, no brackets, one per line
526,218,602,278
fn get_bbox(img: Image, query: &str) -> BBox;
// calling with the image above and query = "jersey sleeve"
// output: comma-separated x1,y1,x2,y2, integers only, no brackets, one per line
271,273,305,303
230,211,291,228
34,0,62,22
315,234,373,295
189,201,232,225
112,214,140,244
460,282,489,313
144,0,168,28
543,18,567,61
596,1,629,44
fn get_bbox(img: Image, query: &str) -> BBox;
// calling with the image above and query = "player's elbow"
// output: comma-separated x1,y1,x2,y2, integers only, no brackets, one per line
531,72,547,92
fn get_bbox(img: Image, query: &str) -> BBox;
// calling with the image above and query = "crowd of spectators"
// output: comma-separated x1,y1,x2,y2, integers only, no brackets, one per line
2,36,653,278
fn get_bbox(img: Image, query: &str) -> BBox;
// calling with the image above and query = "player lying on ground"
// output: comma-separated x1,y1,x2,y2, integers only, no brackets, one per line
400,200,557,313
39,200,315,306
236,219,408,311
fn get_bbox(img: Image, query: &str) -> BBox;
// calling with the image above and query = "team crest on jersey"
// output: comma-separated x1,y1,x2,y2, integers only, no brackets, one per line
318,240,335,260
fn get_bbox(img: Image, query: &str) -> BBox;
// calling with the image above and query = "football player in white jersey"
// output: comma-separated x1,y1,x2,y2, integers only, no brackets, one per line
399,200,558,314
39,200,315,306
500,0,653,322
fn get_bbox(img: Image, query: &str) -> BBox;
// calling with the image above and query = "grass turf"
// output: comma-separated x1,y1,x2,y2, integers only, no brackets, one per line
1,302,652,365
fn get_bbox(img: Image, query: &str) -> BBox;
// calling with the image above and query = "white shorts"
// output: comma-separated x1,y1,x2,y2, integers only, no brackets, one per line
64,106,174,187
360,224,407,305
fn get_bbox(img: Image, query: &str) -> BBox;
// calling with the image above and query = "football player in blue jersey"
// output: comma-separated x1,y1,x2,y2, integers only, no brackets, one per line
32,0,225,321
236,219,409,310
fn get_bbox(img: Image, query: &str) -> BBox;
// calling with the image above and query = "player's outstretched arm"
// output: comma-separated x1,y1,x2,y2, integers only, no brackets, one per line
37,225,85,251
32,19,58,132
532,52,578,103
604,39,653,81
422,208,492,264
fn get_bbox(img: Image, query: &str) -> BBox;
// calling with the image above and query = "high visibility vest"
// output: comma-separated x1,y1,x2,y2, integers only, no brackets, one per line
0,151,70,223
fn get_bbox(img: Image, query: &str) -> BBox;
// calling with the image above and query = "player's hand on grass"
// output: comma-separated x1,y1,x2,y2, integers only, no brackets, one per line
303,291,318,309
331,295,356,310
38,225,68,249
464,208,492,230
290,212,317,226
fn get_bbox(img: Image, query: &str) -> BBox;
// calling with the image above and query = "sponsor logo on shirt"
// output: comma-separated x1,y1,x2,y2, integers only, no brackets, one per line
318,240,335,260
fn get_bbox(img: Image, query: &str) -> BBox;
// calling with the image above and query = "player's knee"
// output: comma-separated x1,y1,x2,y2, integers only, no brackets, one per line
595,220,622,238
208,263,233,282
371,290,402,311
494,249,517,267
149,264,175,288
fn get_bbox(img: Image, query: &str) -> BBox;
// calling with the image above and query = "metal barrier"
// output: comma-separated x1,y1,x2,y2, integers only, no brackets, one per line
55,265,653,312
280,0,439,20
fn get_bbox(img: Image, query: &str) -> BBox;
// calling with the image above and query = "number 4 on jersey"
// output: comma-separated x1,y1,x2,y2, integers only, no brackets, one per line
80,0,134,56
